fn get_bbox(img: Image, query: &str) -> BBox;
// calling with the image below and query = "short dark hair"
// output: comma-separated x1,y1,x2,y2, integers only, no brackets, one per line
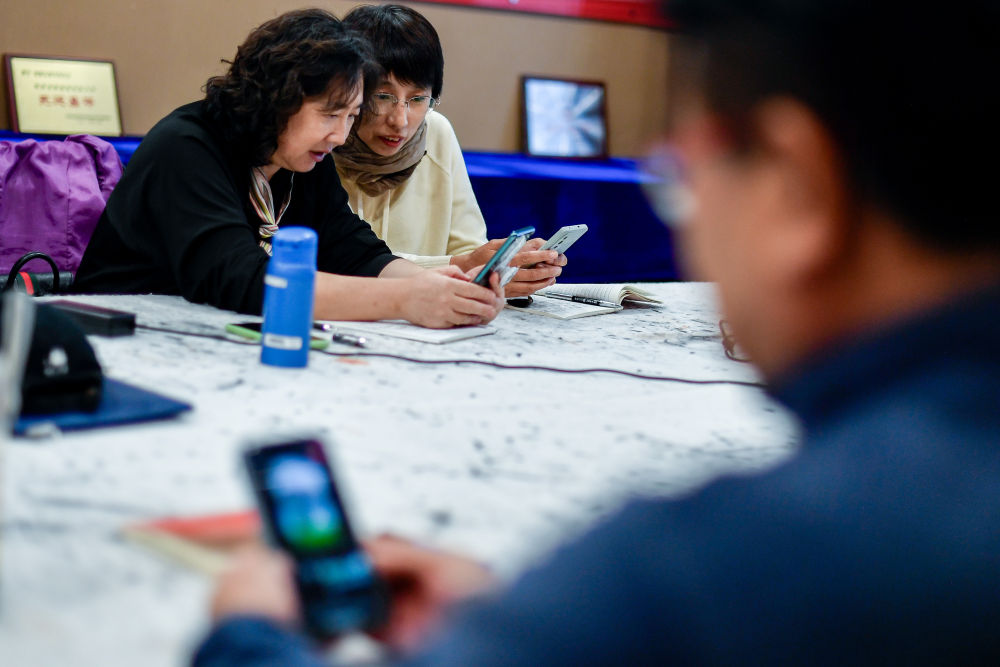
342,4,445,99
666,0,1000,252
204,8,380,166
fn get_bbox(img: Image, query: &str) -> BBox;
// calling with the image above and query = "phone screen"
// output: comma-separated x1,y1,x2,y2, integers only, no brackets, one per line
244,438,387,637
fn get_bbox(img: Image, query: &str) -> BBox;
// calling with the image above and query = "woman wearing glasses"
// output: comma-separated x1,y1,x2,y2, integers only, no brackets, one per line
74,9,503,328
336,4,566,297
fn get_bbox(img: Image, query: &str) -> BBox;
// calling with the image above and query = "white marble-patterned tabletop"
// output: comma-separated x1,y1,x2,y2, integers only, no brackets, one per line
0,283,799,666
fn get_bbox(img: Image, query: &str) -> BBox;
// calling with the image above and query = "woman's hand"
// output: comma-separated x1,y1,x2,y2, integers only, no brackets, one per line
398,265,504,328
365,534,497,652
506,238,566,297
451,240,505,273
453,238,567,297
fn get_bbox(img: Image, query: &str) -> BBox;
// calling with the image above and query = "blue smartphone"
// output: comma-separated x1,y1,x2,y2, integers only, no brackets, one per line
243,437,388,638
473,226,535,287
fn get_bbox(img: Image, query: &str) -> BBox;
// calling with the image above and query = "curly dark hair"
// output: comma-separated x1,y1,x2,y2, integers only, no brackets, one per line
204,8,381,166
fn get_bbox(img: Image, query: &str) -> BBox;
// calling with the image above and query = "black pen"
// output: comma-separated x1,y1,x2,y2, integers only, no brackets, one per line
541,292,621,309
330,332,367,348
313,323,367,348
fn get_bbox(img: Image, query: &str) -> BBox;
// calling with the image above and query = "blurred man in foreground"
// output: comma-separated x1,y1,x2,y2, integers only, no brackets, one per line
195,0,1000,663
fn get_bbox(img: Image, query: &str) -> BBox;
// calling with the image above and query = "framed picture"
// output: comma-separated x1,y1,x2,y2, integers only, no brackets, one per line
4,54,123,135
521,76,608,159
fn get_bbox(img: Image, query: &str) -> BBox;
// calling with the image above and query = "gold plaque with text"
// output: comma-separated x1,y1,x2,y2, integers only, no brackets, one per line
4,55,122,135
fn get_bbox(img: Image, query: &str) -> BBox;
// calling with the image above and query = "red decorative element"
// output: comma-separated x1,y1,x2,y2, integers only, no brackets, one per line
19,272,35,296
412,0,671,29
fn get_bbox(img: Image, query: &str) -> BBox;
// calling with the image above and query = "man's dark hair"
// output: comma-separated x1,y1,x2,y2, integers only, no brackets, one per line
666,0,1000,252
204,8,380,166
342,4,445,99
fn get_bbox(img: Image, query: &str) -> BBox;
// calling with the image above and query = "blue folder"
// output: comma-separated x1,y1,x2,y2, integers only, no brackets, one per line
14,378,192,436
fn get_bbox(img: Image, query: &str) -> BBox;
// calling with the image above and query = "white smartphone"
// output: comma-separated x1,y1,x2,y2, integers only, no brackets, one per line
540,224,588,255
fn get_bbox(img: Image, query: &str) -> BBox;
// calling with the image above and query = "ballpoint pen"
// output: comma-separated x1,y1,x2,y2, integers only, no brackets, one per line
313,323,367,348
540,292,622,309
330,332,367,348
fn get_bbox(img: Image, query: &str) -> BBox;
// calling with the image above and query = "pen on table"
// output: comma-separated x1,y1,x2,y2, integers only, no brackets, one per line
313,323,367,348
330,332,367,348
541,292,622,309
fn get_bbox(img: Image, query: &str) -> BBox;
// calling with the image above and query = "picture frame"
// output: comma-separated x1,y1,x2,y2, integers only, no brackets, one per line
521,75,608,159
4,54,123,136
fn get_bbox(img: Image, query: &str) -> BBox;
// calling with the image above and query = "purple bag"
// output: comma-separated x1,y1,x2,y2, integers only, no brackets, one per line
0,134,123,274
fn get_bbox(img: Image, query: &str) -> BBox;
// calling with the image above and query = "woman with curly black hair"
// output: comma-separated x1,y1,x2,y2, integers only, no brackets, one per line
74,9,503,327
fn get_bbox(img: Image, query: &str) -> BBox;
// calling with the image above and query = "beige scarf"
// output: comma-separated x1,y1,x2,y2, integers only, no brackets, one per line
333,120,428,196
249,167,294,256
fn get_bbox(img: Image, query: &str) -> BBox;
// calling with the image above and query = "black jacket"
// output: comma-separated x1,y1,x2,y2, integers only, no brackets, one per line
74,101,396,314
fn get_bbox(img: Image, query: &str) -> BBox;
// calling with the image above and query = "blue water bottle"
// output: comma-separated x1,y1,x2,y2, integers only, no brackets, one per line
261,227,317,368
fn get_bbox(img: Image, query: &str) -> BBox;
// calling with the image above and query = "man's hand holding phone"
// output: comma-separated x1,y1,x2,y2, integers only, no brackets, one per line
208,535,495,653
211,546,300,626
363,534,497,651
242,437,390,640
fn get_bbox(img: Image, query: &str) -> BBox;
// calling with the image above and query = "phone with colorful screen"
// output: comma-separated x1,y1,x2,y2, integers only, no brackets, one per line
243,436,388,638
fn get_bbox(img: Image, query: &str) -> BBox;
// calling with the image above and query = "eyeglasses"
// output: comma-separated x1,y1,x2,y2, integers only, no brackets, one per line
640,144,696,229
370,92,439,116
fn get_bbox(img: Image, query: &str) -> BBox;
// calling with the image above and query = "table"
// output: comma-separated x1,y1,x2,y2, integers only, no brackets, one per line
0,283,798,666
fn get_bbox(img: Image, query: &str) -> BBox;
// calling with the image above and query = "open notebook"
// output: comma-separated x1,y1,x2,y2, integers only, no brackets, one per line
506,284,662,320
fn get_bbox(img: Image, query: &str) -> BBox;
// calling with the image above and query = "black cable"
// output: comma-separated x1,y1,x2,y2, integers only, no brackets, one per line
135,323,765,388
3,252,61,294
137,323,235,342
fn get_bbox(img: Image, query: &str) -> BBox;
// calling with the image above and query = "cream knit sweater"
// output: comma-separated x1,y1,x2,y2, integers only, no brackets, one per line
336,111,488,268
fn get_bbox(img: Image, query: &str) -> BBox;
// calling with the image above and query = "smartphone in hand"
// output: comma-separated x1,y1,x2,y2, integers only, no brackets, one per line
539,224,588,255
521,224,588,271
473,226,535,287
243,436,388,638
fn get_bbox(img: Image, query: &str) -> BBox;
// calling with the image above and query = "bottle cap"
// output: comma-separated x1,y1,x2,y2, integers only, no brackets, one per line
271,227,317,268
